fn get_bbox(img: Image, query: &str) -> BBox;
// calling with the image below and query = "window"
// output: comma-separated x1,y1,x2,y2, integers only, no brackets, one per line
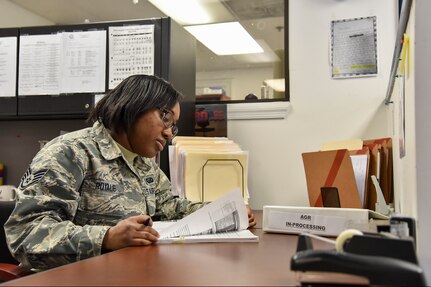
195,0,288,103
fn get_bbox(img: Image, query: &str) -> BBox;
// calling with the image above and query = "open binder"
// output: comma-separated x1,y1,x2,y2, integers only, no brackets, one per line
302,138,393,211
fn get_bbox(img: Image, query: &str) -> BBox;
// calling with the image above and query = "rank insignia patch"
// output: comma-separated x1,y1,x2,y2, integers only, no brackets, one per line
19,168,49,189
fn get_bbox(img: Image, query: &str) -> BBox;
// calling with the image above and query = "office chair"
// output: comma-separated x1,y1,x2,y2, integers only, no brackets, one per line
0,200,32,282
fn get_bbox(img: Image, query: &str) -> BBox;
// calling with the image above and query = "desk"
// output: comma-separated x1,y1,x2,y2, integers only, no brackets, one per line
2,213,330,286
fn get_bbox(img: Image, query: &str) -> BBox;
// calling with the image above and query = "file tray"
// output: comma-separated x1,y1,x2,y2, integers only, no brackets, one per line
263,205,388,237
201,158,245,202
291,233,426,286
182,150,248,202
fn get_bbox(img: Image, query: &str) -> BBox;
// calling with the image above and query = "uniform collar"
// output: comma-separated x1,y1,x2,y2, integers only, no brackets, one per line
92,121,152,172
92,121,123,161
116,141,138,164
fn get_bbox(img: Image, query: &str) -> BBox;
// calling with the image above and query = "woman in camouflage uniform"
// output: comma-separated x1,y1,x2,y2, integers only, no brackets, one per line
5,74,256,270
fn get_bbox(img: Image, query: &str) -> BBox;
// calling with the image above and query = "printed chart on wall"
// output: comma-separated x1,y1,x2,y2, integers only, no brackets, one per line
18,31,106,95
331,16,378,79
108,24,154,89
0,36,17,98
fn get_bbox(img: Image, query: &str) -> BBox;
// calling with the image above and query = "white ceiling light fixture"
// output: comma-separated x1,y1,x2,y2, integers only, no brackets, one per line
148,0,211,25
233,40,280,63
185,22,263,56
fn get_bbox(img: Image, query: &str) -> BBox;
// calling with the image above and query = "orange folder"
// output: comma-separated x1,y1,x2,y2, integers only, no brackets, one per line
302,149,362,208
363,138,393,210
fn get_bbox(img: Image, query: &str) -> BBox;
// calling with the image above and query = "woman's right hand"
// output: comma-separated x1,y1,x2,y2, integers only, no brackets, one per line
102,215,159,251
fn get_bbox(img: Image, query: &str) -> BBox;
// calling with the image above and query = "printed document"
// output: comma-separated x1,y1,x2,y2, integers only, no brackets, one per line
153,189,258,243
0,37,17,97
19,34,62,95
61,31,106,93
331,16,378,78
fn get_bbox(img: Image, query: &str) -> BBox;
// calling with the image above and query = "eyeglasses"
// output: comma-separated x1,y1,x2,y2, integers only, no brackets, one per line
159,108,178,137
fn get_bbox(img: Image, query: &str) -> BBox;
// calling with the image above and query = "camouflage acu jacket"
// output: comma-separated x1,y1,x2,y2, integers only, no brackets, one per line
4,121,204,270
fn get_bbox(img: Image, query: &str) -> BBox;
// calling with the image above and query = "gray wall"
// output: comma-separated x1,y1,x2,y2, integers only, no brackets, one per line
414,0,431,279
0,120,89,186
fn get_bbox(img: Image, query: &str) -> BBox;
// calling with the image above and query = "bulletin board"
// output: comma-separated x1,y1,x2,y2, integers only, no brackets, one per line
0,18,163,117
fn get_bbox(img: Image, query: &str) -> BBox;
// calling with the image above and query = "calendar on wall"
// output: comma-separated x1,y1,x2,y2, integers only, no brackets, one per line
108,24,155,89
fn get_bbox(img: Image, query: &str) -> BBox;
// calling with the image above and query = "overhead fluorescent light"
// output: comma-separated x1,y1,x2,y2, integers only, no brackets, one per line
233,40,280,63
148,0,211,25
185,22,263,55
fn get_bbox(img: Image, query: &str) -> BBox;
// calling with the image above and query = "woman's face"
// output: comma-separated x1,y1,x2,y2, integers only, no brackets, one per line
127,102,180,158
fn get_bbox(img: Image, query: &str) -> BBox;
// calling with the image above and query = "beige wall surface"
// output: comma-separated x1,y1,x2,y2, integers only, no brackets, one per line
0,0,53,27
0,0,398,210
229,0,396,209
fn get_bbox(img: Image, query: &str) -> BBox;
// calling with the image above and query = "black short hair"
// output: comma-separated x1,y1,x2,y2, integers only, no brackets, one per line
245,93,258,100
89,74,184,133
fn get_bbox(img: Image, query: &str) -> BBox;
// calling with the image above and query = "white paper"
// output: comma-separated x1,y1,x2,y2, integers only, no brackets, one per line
158,189,248,239
168,146,179,196
108,24,154,89
331,16,378,78
350,154,368,208
0,37,17,98
61,31,106,93
19,34,62,95
94,93,105,105
153,220,257,243
156,230,258,244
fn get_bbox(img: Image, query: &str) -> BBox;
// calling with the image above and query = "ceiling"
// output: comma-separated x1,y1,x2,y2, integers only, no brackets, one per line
9,0,285,72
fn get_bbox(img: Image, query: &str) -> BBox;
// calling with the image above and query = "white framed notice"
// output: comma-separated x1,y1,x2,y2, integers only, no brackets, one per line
331,16,378,79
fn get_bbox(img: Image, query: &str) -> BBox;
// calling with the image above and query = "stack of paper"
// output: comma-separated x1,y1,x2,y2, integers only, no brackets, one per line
169,136,249,202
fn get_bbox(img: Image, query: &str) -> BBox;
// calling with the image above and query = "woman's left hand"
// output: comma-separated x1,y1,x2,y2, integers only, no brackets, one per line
246,206,257,228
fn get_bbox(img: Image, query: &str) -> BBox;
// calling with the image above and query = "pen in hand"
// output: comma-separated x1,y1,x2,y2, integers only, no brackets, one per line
142,217,160,240
143,217,152,227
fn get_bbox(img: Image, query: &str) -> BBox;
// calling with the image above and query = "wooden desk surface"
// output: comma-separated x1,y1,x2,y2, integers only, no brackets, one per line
2,212,330,286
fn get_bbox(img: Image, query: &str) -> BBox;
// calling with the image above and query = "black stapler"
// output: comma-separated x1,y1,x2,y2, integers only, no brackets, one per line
291,232,427,286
